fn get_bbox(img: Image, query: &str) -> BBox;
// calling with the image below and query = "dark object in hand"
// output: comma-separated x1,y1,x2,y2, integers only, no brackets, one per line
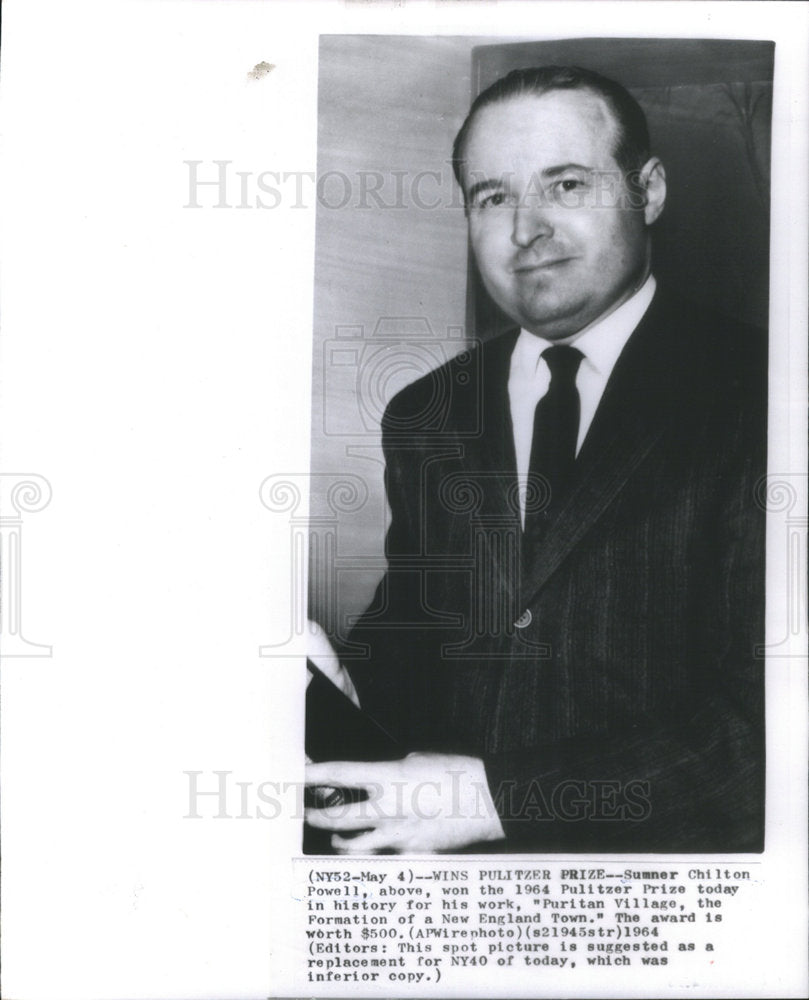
304,658,403,853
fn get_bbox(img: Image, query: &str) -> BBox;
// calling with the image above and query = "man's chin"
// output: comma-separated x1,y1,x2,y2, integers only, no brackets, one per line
512,299,592,340
484,280,594,338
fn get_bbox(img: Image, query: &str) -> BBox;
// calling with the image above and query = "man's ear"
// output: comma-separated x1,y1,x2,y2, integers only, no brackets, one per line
639,157,666,225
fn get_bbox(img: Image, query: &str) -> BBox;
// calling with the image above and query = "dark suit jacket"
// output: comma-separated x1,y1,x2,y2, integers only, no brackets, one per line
344,289,766,853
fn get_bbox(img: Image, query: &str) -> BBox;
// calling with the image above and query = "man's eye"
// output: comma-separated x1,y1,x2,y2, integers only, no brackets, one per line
557,178,585,193
478,191,507,208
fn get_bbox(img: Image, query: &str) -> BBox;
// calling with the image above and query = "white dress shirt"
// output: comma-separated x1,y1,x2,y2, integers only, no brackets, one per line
508,275,656,525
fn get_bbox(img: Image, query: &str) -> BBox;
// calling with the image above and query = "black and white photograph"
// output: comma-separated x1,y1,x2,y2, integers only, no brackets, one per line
304,36,770,856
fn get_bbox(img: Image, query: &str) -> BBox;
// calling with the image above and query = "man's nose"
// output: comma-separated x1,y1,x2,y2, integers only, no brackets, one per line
511,202,554,248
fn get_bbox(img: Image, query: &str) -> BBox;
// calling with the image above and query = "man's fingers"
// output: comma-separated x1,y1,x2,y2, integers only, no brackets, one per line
305,760,383,788
305,805,380,831
331,828,394,854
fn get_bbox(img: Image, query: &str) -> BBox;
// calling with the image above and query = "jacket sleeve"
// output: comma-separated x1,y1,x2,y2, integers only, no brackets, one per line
344,394,451,748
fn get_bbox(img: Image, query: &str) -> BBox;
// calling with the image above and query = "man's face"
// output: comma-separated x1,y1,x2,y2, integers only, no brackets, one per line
462,89,655,340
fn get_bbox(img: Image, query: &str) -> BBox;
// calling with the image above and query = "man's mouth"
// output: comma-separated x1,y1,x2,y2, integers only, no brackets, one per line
512,257,574,274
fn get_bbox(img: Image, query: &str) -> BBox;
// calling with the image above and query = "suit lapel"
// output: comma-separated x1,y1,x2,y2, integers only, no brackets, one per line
460,330,520,516
520,292,683,604
456,330,522,608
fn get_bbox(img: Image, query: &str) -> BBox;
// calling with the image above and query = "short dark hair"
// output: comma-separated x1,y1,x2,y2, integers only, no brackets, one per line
452,65,651,195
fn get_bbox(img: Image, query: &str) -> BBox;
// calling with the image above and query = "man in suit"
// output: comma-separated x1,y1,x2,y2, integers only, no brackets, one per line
305,66,766,854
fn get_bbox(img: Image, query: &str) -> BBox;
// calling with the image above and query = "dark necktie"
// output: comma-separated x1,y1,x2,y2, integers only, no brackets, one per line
524,344,584,538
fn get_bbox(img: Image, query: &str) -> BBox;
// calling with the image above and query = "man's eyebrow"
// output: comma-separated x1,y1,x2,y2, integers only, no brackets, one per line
466,177,503,204
541,162,595,178
465,164,598,203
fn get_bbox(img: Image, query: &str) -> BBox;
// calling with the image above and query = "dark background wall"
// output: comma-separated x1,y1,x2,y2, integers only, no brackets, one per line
309,36,772,639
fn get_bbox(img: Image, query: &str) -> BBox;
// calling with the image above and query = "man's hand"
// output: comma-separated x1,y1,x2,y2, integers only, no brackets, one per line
305,752,506,853
306,619,359,708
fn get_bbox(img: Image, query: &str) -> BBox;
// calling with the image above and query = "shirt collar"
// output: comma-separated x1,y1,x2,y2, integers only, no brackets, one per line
513,274,657,376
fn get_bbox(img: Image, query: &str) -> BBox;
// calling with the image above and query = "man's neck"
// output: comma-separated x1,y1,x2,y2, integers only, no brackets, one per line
522,274,657,349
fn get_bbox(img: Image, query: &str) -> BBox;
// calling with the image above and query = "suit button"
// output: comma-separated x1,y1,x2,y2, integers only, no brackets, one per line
514,609,532,629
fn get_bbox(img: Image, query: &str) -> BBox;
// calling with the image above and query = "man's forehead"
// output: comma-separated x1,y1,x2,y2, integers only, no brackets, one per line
463,89,619,169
